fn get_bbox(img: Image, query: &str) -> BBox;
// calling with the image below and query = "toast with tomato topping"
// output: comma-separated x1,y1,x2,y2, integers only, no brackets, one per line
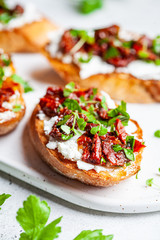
29,83,145,186
0,51,26,135
43,25,160,103
0,2,56,52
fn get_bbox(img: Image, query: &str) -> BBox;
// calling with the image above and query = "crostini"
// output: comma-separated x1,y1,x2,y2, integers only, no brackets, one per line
0,1,56,52
29,82,145,186
0,50,25,135
43,25,160,103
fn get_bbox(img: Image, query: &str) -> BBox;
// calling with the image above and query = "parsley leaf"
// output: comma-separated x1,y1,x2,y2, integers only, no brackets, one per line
63,99,82,112
126,136,135,151
79,53,92,63
11,74,33,93
123,148,134,161
63,82,76,97
74,229,114,240
70,29,95,44
16,195,62,240
79,0,103,14
12,104,22,112
61,134,73,140
112,144,123,152
0,193,11,210
136,169,141,179
154,130,160,138
98,125,108,136
90,125,100,135
138,50,149,59
153,36,160,54
0,12,14,24
146,178,154,187
56,114,72,126
77,118,87,130
104,46,120,60
101,96,108,111
1,54,11,66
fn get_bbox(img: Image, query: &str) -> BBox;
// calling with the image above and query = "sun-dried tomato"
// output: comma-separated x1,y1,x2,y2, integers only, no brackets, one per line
115,118,128,143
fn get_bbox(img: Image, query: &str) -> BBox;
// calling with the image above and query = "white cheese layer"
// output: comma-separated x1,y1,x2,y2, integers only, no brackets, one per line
0,110,15,123
43,116,110,172
47,29,160,81
0,90,21,123
0,3,42,31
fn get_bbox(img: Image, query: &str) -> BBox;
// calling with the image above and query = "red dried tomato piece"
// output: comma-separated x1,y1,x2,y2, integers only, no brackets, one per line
90,133,102,164
60,30,78,53
134,139,145,152
115,119,128,144
102,140,127,166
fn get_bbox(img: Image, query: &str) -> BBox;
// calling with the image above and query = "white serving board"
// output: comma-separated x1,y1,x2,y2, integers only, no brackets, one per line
0,53,160,213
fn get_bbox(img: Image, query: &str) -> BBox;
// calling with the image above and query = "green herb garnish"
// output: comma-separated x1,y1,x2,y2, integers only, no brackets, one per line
154,130,160,138
70,29,95,44
138,50,149,59
74,229,113,240
16,195,62,240
79,0,103,14
61,125,71,134
63,82,76,97
123,148,135,161
104,46,120,60
112,144,123,152
153,36,160,54
136,169,141,179
12,104,22,112
126,136,135,151
77,118,87,131
11,74,33,93
63,99,82,112
79,53,92,63
0,193,11,210
101,96,108,111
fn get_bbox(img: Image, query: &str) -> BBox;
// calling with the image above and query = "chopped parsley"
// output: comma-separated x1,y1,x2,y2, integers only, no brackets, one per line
70,29,95,44
154,130,160,138
104,46,120,60
112,144,135,161
11,74,33,93
0,193,11,210
63,82,76,97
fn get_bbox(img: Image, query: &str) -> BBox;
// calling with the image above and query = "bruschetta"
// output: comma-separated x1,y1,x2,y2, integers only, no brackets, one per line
43,25,160,103
0,50,25,135
0,1,56,52
29,82,145,186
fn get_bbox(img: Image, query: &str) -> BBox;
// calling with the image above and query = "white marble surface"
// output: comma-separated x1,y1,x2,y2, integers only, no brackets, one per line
0,0,160,239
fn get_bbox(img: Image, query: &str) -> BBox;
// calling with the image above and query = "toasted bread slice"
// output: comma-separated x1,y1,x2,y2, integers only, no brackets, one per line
0,78,25,135
29,88,144,187
42,50,160,103
0,18,56,53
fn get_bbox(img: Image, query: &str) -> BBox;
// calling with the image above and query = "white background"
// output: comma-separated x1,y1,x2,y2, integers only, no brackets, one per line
0,0,160,239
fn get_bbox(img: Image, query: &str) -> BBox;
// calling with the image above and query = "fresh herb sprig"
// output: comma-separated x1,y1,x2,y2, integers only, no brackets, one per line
74,229,113,240
11,74,33,93
16,195,62,240
112,144,135,161
0,193,11,210
154,130,160,138
79,0,104,14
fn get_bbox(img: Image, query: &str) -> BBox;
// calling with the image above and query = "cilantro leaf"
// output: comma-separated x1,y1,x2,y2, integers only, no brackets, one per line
0,193,11,210
11,74,33,93
63,99,82,112
61,125,71,134
104,47,120,60
123,148,134,161
63,82,76,97
0,12,14,24
154,130,160,138
16,195,62,240
1,54,11,66
74,229,114,240
79,0,103,14
112,144,123,152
